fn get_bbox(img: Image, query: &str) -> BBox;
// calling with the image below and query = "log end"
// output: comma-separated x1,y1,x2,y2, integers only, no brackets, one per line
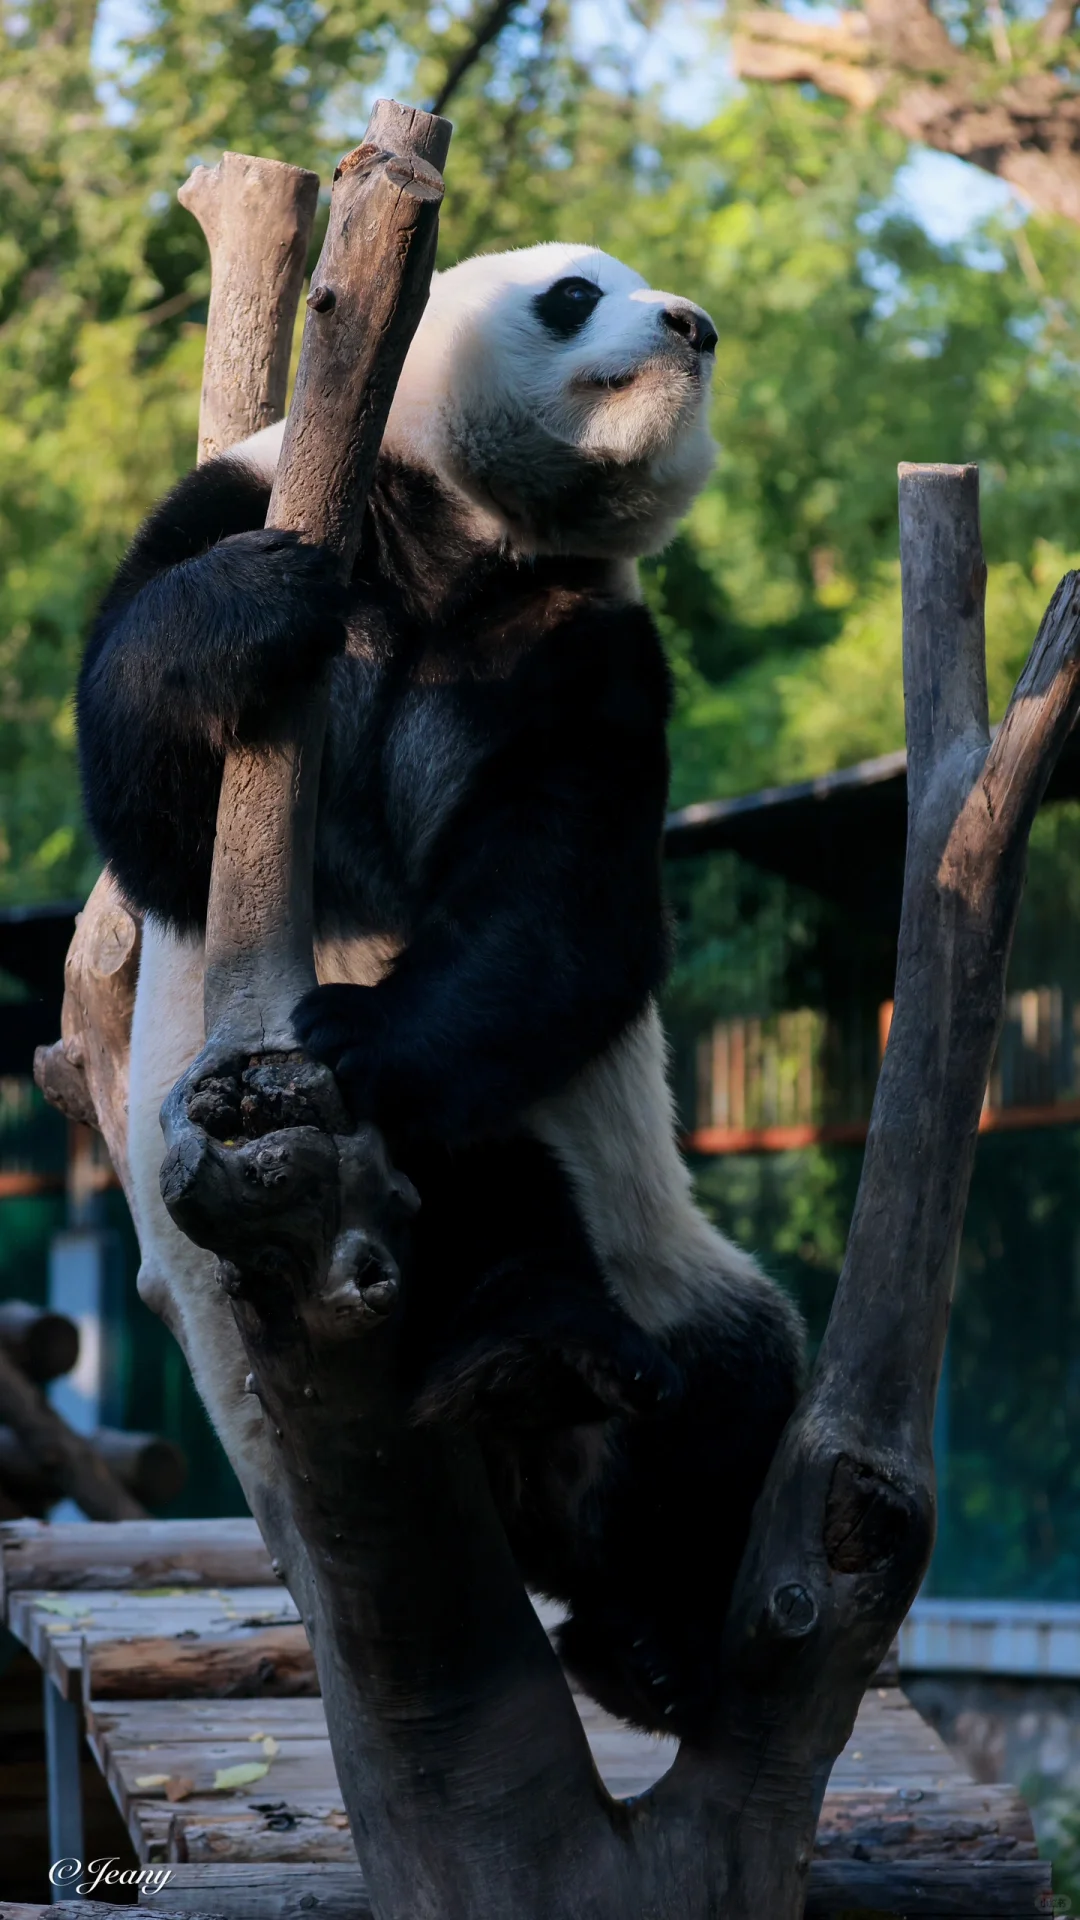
34,1037,97,1127
364,97,453,172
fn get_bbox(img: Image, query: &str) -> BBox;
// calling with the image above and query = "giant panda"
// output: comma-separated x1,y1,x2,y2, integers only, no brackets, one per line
77,242,805,1738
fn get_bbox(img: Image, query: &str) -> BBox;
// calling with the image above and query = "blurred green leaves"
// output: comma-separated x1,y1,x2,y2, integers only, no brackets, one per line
3,0,1080,903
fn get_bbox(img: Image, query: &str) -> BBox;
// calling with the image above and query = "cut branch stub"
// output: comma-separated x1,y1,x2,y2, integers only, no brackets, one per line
178,153,320,466
162,102,449,1352
33,869,141,1186
201,119,446,1045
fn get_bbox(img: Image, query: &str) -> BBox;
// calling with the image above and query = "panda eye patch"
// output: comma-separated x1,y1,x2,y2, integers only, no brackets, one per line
533,277,604,340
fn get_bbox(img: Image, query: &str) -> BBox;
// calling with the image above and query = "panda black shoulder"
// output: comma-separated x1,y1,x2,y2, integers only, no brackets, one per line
95,455,274,619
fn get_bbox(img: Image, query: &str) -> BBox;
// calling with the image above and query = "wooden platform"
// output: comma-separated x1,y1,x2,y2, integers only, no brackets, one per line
0,1519,1055,1916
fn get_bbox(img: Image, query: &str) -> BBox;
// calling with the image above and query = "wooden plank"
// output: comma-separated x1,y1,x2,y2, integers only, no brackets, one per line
827,1686,965,1790
0,1520,273,1610
86,1625,316,1700
815,1784,1037,1861
76,1598,567,1706
686,1094,1080,1156
139,1858,1054,1918
102,1691,1032,1875
87,1698,328,1745
138,1863,368,1917
163,1781,1036,1870
7,1588,299,1696
109,1738,342,1809
114,1731,668,1821
802,1860,1053,1913
0,1907,223,1920
170,1801,357,1865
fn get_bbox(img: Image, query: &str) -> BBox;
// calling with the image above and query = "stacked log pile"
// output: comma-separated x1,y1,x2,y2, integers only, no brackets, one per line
0,1300,185,1518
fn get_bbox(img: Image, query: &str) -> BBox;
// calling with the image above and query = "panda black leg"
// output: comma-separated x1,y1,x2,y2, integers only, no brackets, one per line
521,1311,802,1741
395,1133,679,1431
408,1263,680,1430
556,1604,713,1740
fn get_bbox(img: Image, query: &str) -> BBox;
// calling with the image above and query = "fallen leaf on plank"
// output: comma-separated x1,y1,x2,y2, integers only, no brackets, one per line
213,1761,270,1791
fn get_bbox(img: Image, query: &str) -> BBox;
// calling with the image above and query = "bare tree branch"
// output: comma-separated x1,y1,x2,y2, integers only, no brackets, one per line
177,152,319,466
732,3,1080,227
430,0,521,115
646,468,1080,1917
0,1343,146,1522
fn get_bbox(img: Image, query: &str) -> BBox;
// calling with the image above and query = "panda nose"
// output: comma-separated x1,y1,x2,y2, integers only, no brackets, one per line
661,306,718,355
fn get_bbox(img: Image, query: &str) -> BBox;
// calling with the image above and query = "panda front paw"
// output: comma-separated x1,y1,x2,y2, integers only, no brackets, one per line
207,528,349,706
292,984,378,1118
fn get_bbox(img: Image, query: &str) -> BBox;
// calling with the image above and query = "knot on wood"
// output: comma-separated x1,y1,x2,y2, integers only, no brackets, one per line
765,1581,818,1640
324,1226,400,1324
186,1052,351,1143
824,1454,928,1576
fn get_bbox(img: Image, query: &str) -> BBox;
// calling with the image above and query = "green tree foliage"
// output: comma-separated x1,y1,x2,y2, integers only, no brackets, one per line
3,0,1080,904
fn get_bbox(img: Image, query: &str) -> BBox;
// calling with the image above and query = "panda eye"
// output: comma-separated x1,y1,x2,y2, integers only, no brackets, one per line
533,276,604,340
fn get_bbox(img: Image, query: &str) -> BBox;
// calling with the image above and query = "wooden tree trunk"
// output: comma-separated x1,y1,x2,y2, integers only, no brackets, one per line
161,417,1080,1908
39,100,1080,1914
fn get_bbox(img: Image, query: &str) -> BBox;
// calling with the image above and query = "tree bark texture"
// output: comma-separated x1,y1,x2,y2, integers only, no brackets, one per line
0,1518,273,1603
33,868,141,1187
84,1624,317,1701
177,151,319,466
731,0,1080,228
199,104,448,1041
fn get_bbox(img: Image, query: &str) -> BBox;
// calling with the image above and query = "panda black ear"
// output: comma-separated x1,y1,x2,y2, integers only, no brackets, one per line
533,278,604,341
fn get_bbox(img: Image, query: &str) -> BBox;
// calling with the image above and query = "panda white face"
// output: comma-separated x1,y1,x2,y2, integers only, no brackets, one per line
384,243,719,559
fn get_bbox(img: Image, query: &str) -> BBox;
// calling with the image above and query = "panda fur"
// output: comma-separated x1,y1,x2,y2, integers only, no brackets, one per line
78,243,804,1738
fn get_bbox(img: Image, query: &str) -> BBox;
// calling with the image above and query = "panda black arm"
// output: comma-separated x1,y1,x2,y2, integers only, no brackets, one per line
294,607,672,1144
77,457,347,929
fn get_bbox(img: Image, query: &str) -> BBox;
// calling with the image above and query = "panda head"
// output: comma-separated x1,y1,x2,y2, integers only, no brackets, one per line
383,243,718,559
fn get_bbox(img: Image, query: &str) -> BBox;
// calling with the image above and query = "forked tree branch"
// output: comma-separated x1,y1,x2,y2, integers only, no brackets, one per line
644,466,1080,1917
157,191,1080,1917
732,1,1080,228
37,104,1080,1914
